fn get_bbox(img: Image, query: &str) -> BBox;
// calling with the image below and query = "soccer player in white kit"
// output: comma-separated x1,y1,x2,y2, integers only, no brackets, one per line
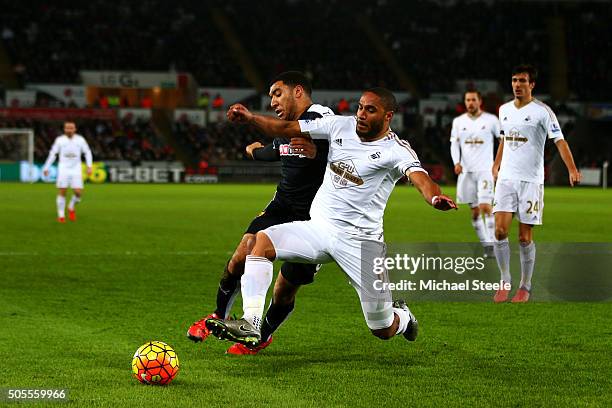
206,88,457,347
450,91,501,257
42,121,93,223
492,65,580,303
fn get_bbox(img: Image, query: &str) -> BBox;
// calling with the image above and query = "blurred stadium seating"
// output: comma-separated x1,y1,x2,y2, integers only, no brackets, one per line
0,0,610,182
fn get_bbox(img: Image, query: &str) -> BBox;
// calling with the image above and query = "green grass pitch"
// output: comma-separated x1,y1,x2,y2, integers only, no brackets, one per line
1,183,611,407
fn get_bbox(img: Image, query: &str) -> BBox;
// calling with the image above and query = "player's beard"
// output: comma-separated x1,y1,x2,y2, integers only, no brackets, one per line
356,119,384,141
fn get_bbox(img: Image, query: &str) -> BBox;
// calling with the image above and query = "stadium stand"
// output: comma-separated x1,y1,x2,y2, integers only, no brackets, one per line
0,0,610,180
0,117,174,163
1,1,610,99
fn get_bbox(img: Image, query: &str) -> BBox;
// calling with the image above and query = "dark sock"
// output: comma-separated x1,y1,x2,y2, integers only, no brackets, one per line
214,261,240,319
260,301,294,342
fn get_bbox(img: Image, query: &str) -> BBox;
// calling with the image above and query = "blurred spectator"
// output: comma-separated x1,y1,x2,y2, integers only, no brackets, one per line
197,92,210,110
212,93,224,110
337,98,350,114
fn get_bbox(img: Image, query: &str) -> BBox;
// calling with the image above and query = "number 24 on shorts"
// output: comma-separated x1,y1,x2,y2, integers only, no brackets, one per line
526,200,540,214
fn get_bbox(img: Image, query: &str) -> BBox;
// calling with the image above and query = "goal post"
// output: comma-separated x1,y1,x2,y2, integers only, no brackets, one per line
0,128,34,182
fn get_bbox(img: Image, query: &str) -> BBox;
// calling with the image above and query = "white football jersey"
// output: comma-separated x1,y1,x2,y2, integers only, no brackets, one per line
498,99,564,184
299,115,426,236
43,134,93,174
450,112,501,172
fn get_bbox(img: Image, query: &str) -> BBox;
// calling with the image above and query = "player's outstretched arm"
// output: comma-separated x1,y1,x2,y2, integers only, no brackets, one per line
408,171,458,211
247,142,280,161
227,104,302,138
492,139,504,181
555,139,581,186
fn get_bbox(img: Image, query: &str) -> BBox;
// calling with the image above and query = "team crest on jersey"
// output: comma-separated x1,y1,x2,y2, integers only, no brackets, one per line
329,160,364,188
505,128,528,151
278,144,305,158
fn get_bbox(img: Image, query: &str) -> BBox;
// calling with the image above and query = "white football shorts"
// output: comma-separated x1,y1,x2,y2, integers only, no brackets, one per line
493,179,544,225
56,171,83,189
261,219,394,330
456,170,494,207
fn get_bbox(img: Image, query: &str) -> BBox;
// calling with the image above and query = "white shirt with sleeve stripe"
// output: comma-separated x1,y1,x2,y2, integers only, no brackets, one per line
497,99,564,184
43,134,93,175
298,115,426,236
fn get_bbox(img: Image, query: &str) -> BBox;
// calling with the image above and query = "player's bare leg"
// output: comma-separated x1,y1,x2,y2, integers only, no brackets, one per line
512,223,535,303
187,233,255,342
493,211,513,302
68,188,82,221
56,188,67,222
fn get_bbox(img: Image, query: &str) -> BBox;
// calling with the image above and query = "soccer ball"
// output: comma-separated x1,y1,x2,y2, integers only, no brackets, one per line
132,341,179,385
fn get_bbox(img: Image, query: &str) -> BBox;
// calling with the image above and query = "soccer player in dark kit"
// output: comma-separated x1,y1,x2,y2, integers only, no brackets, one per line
187,71,334,354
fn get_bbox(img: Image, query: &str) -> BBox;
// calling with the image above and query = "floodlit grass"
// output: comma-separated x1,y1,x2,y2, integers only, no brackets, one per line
1,183,610,407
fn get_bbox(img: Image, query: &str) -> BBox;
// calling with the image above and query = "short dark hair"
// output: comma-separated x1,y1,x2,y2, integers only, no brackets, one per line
271,71,312,96
364,87,397,112
512,64,538,83
464,90,482,100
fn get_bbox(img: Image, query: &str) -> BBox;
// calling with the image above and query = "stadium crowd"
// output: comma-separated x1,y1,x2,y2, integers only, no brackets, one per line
1,1,610,100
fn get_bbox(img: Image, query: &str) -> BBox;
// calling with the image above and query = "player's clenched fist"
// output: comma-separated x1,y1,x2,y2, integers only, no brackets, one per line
432,195,458,211
227,104,252,123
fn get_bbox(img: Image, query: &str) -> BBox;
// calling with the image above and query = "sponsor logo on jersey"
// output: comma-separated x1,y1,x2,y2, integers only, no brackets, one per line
278,144,305,157
63,152,78,158
464,136,484,146
481,125,486,130
503,116,508,121
505,128,528,150
334,138,343,146
329,160,364,188
524,116,531,122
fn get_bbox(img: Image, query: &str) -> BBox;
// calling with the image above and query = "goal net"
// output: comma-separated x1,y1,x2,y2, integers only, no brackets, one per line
0,128,34,182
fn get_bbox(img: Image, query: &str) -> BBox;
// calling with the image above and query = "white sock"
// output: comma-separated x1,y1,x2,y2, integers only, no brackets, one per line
471,216,489,247
484,213,495,244
494,237,511,285
68,195,81,211
241,255,273,331
56,195,66,218
519,242,536,291
393,307,410,335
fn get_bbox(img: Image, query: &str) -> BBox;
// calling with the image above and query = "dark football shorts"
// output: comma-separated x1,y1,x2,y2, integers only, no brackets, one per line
245,198,319,286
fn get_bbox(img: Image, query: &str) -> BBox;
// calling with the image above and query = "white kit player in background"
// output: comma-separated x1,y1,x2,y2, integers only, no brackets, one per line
43,121,93,223
492,65,580,303
450,90,501,257
205,88,457,348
